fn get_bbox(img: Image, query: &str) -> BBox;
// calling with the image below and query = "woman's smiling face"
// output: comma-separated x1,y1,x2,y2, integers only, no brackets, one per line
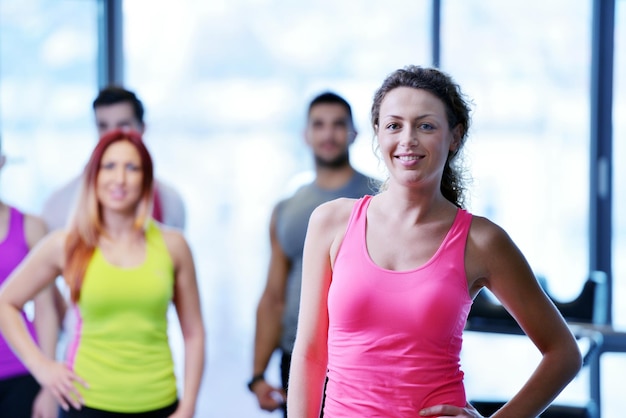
96,140,144,214
376,86,458,189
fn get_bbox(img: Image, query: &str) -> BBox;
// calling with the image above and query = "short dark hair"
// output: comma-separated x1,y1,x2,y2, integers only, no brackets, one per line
308,91,354,129
92,86,145,125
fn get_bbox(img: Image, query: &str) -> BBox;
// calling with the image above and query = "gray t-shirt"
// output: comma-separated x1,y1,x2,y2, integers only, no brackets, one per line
276,171,378,353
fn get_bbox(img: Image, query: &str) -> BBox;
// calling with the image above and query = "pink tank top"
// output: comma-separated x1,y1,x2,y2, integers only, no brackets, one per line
325,196,473,416
0,207,37,380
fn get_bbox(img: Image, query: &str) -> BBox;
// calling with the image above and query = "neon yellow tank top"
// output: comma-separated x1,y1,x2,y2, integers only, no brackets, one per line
67,221,177,412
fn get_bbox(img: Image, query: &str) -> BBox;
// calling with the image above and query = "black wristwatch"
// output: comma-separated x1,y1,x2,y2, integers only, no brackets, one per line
247,373,265,392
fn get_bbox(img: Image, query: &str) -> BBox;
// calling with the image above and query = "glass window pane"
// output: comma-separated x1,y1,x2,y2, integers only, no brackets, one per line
442,0,591,300
613,0,626,329
442,0,596,411
0,0,98,212
607,7,626,416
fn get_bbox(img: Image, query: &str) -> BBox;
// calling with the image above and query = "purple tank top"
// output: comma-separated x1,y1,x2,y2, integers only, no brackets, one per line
325,196,473,416
0,206,37,380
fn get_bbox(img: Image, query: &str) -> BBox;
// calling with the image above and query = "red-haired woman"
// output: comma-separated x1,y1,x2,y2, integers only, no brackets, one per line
0,130,205,418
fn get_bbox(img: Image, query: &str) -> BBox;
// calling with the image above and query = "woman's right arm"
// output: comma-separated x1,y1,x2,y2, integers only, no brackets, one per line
287,199,351,418
0,230,85,411
25,213,60,418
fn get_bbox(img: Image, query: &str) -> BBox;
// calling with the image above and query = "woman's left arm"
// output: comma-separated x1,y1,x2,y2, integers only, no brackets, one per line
164,229,206,418
421,217,583,418
469,217,582,418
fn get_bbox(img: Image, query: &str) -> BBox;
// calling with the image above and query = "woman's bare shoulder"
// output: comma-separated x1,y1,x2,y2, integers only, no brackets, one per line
31,229,68,268
466,214,531,287
311,197,359,227
42,229,68,247
22,212,48,248
156,223,191,265
468,214,511,249
157,223,185,242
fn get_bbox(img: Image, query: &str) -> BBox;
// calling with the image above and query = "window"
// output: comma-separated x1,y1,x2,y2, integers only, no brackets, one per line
443,0,591,300
612,0,626,331
0,0,98,212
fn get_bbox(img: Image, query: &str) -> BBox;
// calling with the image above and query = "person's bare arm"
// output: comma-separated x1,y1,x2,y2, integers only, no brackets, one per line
422,217,582,418
25,215,59,361
164,229,205,418
25,214,60,418
287,199,352,418
32,282,60,418
487,224,582,418
0,231,86,411
251,205,290,410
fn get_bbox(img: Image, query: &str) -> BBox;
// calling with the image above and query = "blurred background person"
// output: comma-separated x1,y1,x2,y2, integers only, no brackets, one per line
0,136,58,418
41,85,186,232
0,130,205,417
41,85,188,365
250,92,379,416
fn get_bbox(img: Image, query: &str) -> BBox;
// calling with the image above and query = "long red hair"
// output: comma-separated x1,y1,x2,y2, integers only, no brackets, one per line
64,129,154,302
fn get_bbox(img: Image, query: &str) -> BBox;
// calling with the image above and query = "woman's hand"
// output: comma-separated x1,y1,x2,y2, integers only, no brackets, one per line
168,404,195,418
33,360,88,412
31,388,58,418
420,402,484,417
253,380,286,412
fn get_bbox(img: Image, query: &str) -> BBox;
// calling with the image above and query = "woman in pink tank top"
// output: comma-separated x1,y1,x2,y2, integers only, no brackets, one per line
0,142,57,417
287,66,582,418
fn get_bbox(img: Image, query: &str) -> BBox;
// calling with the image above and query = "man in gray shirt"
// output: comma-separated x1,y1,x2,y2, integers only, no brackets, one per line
250,92,378,416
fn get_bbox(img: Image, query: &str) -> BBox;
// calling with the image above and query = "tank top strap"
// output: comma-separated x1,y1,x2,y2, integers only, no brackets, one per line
345,195,371,235
335,196,371,258
0,206,29,282
351,195,372,220
146,219,164,245
2,206,27,248
144,219,173,267
436,208,473,259
451,208,473,235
